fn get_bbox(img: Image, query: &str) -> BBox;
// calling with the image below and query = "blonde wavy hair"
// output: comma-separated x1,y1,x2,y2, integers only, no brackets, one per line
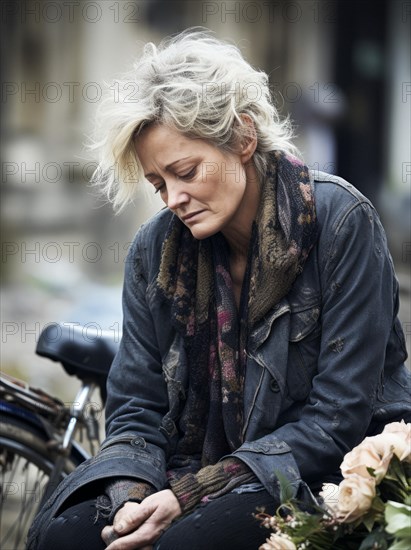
90,28,299,211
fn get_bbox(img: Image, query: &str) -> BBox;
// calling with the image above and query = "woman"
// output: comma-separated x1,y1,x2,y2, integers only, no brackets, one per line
28,30,410,550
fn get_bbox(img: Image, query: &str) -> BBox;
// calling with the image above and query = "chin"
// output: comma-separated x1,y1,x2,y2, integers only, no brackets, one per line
188,224,219,240
189,229,212,240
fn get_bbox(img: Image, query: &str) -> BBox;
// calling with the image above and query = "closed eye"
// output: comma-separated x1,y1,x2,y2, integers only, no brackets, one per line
179,166,197,180
154,183,165,194
151,165,197,193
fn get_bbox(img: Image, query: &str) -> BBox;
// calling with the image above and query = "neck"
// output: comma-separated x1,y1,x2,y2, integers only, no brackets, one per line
222,161,261,259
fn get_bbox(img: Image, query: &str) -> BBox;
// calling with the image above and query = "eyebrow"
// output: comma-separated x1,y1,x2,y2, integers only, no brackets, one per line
144,157,193,179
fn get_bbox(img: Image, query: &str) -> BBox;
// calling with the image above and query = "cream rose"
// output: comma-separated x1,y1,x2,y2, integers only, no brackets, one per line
259,533,297,550
341,439,392,482
382,421,411,462
369,432,410,464
337,474,376,523
383,420,411,438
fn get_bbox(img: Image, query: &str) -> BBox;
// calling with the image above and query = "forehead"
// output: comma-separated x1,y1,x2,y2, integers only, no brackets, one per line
134,124,210,169
136,123,184,145
135,124,194,154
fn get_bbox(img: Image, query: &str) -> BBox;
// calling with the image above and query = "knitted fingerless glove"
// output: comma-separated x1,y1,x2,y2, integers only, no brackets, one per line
95,479,156,522
168,457,257,513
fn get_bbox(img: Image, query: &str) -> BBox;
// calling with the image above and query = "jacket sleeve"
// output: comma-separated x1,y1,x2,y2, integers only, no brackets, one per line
26,231,170,548
233,197,402,491
101,232,170,490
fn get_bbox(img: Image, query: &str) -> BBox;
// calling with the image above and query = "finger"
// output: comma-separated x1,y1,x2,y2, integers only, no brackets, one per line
113,502,153,535
101,525,120,546
104,520,163,550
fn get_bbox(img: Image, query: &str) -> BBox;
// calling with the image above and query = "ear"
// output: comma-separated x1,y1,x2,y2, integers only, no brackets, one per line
238,113,257,164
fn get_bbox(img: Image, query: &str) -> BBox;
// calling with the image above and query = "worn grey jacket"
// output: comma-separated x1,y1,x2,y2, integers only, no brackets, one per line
28,172,410,547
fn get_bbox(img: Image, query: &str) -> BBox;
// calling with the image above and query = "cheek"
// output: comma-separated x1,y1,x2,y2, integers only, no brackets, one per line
225,173,247,206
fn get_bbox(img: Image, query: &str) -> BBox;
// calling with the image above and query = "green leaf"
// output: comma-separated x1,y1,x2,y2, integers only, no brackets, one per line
358,529,388,550
274,470,296,503
371,497,386,514
362,512,377,533
386,456,408,488
379,479,406,503
385,501,411,539
388,539,411,550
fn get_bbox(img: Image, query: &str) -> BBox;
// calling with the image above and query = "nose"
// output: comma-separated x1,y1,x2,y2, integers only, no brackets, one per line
165,180,190,211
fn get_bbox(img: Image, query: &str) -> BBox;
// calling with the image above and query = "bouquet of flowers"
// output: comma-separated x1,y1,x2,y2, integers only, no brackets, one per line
257,421,411,550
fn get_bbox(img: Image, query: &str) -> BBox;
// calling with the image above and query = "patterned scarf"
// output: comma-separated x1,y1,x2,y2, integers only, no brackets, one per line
155,151,318,467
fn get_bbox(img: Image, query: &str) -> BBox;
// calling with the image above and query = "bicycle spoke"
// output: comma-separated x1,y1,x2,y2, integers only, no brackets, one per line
0,451,6,542
0,451,49,549
0,412,83,549
0,450,22,546
18,464,47,546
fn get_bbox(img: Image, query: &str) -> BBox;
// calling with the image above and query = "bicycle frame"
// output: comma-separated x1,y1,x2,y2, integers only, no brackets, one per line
0,373,99,505
0,321,115,549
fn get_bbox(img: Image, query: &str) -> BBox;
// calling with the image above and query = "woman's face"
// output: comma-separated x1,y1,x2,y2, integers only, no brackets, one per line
135,124,250,240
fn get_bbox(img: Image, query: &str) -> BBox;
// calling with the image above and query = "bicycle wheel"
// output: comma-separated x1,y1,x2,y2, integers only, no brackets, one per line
0,414,81,550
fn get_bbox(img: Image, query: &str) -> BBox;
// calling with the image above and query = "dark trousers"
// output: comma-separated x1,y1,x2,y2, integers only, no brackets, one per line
39,487,275,550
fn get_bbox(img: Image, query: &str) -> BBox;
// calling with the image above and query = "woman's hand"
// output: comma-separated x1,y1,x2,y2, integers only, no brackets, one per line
101,489,182,549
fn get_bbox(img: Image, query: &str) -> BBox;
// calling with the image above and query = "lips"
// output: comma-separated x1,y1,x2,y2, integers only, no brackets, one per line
181,210,204,223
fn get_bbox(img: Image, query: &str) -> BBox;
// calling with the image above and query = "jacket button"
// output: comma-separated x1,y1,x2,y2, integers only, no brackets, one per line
270,378,280,393
131,436,146,449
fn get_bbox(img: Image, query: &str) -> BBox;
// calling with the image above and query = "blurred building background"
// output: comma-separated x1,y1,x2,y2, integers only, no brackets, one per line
1,0,410,402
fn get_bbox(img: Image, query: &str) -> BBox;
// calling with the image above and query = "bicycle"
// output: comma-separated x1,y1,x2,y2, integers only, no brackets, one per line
0,321,118,550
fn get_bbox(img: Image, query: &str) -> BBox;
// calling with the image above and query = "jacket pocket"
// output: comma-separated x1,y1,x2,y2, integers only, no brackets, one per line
287,304,321,401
